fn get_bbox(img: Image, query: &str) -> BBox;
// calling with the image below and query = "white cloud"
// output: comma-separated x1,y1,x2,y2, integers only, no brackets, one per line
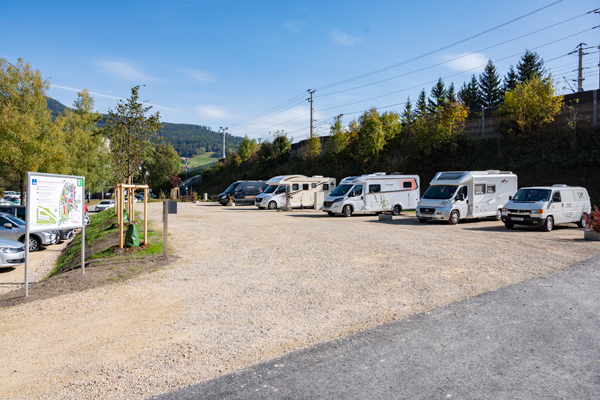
444,53,489,73
195,104,229,120
181,68,214,82
329,29,363,46
283,20,306,33
95,60,159,82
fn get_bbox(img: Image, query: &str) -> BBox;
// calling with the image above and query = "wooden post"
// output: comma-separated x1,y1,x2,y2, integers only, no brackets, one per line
118,184,124,249
144,188,148,245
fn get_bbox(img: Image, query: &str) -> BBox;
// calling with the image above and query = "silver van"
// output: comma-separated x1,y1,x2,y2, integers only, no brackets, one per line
501,185,591,232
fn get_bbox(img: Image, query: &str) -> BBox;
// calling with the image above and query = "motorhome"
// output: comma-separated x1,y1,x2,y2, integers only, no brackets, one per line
501,185,591,232
416,170,518,224
322,173,420,217
217,181,268,206
255,175,336,210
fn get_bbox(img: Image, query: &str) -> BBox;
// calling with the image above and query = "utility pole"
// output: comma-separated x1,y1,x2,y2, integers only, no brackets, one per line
219,127,228,160
577,43,586,92
307,89,315,138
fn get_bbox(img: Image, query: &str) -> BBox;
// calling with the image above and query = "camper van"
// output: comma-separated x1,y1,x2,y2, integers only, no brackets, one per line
322,173,420,217
501,185,591,232
217,181,268,206
416,170,518,224
255,175,336,210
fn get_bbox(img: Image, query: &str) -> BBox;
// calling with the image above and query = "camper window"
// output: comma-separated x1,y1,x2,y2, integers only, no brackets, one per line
292,184,299,191
303,184,309,190
311,183,317,188
403,181,412,189
369,185,381,194
475,184,486,195
323,184,329,190
487,185,496,194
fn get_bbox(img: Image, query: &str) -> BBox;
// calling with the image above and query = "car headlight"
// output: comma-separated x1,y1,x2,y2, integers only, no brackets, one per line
332,198,343,203
0,247,19,254
440,200,450,206
531,209,544,215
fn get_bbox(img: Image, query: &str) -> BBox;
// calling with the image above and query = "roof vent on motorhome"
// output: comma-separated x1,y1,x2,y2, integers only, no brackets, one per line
312,175,323,178
486,170,500,174
391,172,403,175
552,184,568,187
374,172,386,176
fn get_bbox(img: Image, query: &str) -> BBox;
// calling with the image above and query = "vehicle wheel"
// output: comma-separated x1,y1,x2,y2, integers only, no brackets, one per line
327,212,335,217
542,215,554,232
268,201,277,210
577,216,587,228
448,210,459,225
495,208,502,221
21,235,41,252
504,223,514,229
418,218,428,223
343,205,352,217
392,205,402,216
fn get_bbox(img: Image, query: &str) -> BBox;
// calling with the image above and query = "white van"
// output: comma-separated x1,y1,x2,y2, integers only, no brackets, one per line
322,173,420,217
501,185,591,232
255,175,336,210
416,170,518,224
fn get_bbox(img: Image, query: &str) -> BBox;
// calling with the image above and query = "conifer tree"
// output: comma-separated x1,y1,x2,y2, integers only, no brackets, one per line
503,65,519,92
516,50,545,82
479,59,502,107
458,75,481,110
401,97,414,124
428,78,447,111
416,89,428,116
447,82,456,103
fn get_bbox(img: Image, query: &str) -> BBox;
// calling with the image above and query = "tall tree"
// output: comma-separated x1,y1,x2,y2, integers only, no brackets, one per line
458,75,482,110
428,78,447,111
327,115,348,154
447,82,457,103
401,97,414,124
357,108,385,160
147,143,181,192
237,135,258,161
416,89,428,116
516,50,545,83
503,65,519,92
479,59,503,107
103,86,163,184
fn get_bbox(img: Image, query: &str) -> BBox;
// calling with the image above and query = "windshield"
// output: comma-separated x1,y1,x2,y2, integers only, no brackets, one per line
3,214,25,226
99,201,112,205
512,189,551,202
331,184,353,197
422,185,458,200
224,182,240,194
264,185,277,194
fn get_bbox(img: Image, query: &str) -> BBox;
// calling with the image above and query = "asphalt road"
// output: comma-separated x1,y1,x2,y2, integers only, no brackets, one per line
153,255,600,400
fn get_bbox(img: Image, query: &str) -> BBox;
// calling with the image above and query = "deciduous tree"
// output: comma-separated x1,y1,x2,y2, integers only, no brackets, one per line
147,143,181,192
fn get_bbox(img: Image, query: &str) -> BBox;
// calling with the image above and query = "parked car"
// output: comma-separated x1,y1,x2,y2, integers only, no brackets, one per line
0,213,59,251
501,185,591,232
96,200,115,211
0,236,25,267
134,194,144,202
218,181,268,206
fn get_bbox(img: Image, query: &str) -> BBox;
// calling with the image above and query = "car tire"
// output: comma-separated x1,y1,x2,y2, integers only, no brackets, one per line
20,235,41,252
268,201,277,210
448,210,459,225
495,209,502,221
418,218,428,223
392,205,402,216
327,212,335,217
542,215,554,232
504,223,514,229
577,216,587,228
343,205,352,217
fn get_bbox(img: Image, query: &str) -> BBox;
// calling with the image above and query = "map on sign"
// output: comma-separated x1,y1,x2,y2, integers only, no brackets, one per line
28,174,84,231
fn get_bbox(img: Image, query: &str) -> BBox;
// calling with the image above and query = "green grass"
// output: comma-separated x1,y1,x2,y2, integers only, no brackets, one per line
183,152,218,170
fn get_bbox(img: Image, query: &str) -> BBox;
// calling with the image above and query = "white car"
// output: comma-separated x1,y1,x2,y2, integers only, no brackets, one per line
95,200,115,211
0,236,25,267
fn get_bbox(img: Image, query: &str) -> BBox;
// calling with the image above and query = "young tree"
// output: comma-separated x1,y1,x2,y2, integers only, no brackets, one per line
327,114,349,154
479,59,502,107
147,143,181,192
103,86,163,184
496,74,563,141
428,78,448,112
416,89,428,116
516,50,545,83
503,65,519,92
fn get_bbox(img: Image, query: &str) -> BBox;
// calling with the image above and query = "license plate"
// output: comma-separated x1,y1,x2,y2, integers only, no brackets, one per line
421,213,433,217
511,217,524,221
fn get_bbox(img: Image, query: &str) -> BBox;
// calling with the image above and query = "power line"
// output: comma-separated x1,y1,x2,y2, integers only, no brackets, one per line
227,92,307,128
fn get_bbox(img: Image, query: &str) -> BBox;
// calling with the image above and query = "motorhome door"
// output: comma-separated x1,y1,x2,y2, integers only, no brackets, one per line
455,185,469,217
349,184,365,212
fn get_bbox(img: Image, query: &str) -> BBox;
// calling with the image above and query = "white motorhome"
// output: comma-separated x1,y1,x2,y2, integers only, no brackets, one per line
322,173,420,217
416,170,518,224
255,175,336,210
501,185,591,232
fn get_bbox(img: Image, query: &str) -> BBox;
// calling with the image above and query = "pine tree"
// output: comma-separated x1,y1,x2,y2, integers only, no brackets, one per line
458,75,481,110
447,82,456,103
428,78,447,111
401,96,414,124
503,65,519,92
416,89,428,116
516,50,545,83
479,59,502,107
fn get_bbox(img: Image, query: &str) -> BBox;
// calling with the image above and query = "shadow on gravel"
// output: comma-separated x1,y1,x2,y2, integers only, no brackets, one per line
463,224,578,233
0,267,16,274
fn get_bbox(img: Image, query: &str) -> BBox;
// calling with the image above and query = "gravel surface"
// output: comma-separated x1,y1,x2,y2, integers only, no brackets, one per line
1,202,599,399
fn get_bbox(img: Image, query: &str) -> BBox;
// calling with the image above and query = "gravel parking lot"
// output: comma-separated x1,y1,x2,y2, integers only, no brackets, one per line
1,202,599,399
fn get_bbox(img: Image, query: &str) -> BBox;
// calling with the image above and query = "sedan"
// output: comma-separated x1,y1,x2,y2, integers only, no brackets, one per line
0,236,25,267
0,213,59,251
96,200,115,211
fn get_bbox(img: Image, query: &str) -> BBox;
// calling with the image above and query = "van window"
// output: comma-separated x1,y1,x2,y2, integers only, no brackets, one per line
552,191,561,202
487,185,496,194
234,185,243,192
323,184,329,190
246,186,256,195
292,184,299,191
369,184,381,194
303,184,309,191
354,185,363,196
311,183,317,188
561,190,575,202
403,181,412,189
475,184,486,195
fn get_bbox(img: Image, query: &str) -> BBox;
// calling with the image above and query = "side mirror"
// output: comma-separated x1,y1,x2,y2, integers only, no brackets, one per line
3,223,12,229
348,192,355,198
509,196,512,200
456,193,465,201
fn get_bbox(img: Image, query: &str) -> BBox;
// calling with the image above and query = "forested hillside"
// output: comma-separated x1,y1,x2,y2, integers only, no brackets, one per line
46,97,242,157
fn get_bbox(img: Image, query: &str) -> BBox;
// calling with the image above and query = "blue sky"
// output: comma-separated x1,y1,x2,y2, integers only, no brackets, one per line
1,0,598,142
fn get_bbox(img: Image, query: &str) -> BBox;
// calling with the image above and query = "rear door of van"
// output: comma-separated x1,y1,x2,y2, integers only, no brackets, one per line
561,189,577,222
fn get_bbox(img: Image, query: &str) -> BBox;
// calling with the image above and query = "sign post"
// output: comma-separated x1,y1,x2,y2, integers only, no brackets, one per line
163,200,177,258
25,172,85,297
